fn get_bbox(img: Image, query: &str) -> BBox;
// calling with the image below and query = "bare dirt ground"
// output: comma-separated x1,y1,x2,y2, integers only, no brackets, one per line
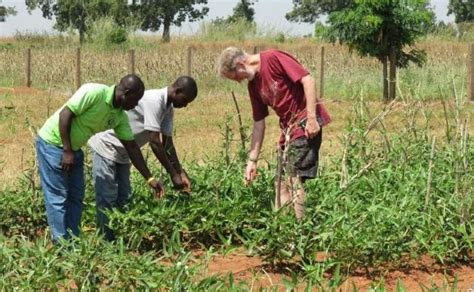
203,252,474,291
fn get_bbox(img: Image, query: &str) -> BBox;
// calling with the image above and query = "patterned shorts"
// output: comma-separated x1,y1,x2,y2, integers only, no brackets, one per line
284,129,322,182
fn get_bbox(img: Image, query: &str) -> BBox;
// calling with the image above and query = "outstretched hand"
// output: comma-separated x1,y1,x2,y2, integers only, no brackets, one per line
180,171,192,193
244,160,258,186
171,173,184,190
149,179,165,200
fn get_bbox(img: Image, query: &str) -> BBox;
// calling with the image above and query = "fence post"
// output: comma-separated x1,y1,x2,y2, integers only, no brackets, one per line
253,46,258,54
128,49,135,74
25,48,31,87
319,46,325,98
468,43,474,102
187,46,193,76
75,48,81,90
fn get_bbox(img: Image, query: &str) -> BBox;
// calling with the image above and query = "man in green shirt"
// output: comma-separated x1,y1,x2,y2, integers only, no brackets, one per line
36,74,163,242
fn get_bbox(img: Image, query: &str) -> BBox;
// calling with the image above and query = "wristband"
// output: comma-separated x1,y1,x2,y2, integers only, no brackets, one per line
147,177,156,185
248,157,258,163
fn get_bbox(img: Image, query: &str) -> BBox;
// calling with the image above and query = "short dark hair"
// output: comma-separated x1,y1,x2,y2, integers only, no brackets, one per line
119,74,145,96
173,76,197,101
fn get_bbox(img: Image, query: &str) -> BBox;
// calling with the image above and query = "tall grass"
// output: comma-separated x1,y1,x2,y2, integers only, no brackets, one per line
0,38,469,101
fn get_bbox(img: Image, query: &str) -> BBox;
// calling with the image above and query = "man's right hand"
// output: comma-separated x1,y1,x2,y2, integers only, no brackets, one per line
62,150,74,172
149,179,165,199
171,173,184,189
244,160,258,186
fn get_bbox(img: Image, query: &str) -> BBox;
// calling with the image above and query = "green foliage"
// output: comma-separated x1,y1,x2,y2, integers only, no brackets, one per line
286,0,352,23
0,92,472,288
0,0,17,21
448,0,474,23
314,21,330,40
25,0,131,43
197,19,258,42
228,0,257,23
327,0,434,67
87,16,130,46
131,0,209,43
0,234,246,289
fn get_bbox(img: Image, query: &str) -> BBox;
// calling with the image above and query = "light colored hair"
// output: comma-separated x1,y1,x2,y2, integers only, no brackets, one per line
216,47,247,77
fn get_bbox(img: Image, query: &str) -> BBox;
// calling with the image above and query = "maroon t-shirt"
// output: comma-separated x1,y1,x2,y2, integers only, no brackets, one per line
248,49,331,144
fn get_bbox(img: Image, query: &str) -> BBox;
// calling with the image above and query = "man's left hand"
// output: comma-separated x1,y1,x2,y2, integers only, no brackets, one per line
305,117,320,139
180,171,192,193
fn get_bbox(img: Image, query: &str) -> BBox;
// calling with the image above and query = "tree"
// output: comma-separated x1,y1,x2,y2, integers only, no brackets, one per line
25,0,130,44
228,0,257,23
286,0,434,100
132,0,209,43
0,0,17,22
448,0,474,23
285,0,351,23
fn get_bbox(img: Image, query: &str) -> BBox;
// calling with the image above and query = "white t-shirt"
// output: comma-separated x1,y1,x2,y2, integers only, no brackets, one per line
88,87,174,164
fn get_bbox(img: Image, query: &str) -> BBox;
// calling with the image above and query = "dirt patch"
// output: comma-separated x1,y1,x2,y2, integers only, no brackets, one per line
203,252,474,291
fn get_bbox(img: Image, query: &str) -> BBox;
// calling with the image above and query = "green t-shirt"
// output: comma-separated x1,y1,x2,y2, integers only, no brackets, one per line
38,84,134,151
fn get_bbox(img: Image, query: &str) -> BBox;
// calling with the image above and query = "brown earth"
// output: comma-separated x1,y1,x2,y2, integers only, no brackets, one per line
202,252,474,291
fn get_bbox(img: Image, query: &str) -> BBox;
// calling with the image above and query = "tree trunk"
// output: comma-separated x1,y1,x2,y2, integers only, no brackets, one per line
382,56,388,100
79,30,85,44
161,18,171,43
389,48,397,99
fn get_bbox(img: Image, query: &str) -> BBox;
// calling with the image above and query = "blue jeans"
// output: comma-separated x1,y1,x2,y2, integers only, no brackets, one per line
91,149,131,241
36,137,85,242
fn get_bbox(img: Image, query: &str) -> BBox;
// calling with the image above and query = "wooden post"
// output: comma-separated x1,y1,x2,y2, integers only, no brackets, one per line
389,48,397,100
128,49,135,74
75,48,81,90
187,46,193,76
319,46,325,98
468,43,474,102
25,48,31,87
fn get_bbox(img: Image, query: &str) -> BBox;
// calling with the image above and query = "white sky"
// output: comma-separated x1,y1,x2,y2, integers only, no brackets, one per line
0,0,455,37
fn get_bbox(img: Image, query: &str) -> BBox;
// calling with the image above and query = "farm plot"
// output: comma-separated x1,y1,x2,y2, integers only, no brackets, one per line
0,84,473,289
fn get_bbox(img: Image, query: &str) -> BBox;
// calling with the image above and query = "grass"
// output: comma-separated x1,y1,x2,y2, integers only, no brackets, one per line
0,90,472,289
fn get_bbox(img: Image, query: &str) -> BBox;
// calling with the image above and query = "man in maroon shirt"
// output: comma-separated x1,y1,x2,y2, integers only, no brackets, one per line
217,47,330,219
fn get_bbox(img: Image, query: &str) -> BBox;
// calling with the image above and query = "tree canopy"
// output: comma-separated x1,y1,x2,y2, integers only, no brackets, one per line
25,0,129,43
448,0,474,23
285,0,351,23
0,0,17,22
133,0,209,43
286,0,434,99
228,0,257,23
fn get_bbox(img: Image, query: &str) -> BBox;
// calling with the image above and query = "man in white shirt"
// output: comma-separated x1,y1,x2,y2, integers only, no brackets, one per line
88,76,197,240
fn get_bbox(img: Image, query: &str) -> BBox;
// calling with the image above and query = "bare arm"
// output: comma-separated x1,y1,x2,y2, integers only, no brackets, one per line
121,140,153,180
301,75,320,138
121,139,164,197
58,107,75,172
163,135,191,191
162,135,182,173
249,119,265,161
245,119,265,184
148,131,183,188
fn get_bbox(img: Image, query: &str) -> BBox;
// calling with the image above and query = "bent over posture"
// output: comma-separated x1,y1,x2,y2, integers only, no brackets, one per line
217,47,331,219
36,74,162,242
88,76,197,240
